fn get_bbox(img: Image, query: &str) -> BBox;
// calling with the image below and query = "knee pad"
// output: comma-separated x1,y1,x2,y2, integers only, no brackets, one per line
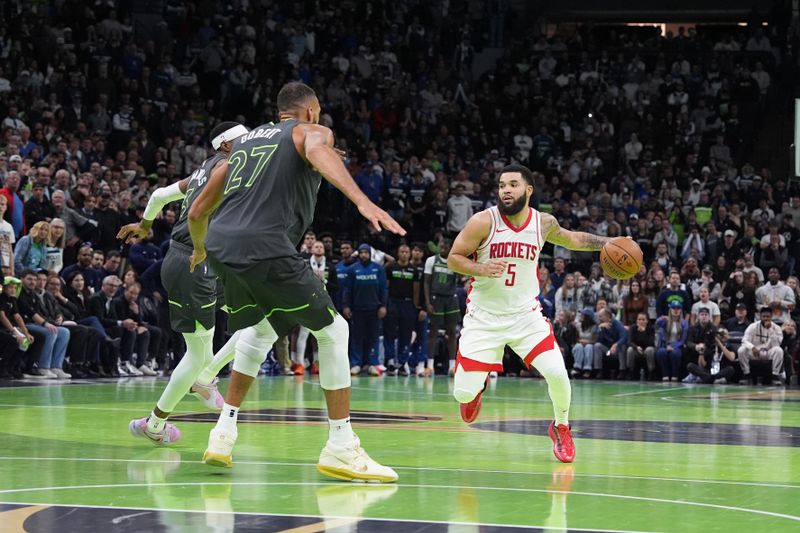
314,314,351,390
233,319,278,377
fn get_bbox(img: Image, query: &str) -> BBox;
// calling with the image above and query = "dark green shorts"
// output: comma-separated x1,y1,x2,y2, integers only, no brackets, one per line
208,254,336,337
429,294,461,328
162,241,218,333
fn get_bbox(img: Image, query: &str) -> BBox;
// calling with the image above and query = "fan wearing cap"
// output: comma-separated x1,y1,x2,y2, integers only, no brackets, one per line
0,276,36,379
682,307,718,383
738,307,784,385
118,120,251,446
655,300,689,381
690,287,721,326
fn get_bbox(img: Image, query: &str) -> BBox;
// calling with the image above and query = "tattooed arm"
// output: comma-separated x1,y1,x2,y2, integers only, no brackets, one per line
541,212,610,251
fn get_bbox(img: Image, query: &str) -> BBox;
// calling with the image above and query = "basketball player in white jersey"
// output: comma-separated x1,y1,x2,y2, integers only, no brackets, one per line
448,164,611,463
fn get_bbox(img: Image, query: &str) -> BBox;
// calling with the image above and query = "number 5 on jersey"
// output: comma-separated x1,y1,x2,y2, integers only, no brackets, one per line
224,144,278,195
505,263,516,286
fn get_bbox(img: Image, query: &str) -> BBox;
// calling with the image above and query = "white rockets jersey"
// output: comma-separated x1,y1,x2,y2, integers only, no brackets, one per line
467,206,542,315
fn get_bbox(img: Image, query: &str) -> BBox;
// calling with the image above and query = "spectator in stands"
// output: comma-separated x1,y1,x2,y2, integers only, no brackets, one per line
446,183,472,237
656,271,691,317
593,308,628,379
0,195,16,275
554,273,581,316
683,307,718,383
756,267,795,323
14,221,50,274
0,277,37,378
627,313,656,380
739,307,784,385
0,171,25,239
656,301,689,381
16,269,70,379
61,245,103,292
44,219,66,273
553,310,577,367
127,232,162,275
622,279,648,326
113,282,160,376
571,308,597,378
690,287,721,326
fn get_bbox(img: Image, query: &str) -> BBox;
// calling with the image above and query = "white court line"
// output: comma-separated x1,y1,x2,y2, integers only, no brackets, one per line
0,457,798,490
0,500,657,533
0,481,797,523
613,387,693,397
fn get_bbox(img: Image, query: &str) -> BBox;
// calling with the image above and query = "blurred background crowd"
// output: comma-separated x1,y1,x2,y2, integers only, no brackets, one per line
0,0,798,385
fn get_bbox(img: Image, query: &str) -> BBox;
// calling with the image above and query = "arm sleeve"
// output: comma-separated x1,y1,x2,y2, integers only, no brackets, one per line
424,256,435,275
142,181,186,221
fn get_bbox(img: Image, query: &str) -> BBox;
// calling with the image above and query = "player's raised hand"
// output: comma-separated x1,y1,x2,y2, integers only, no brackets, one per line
481,259,508,278
189,248,206,273
117,222,149,244
357,202,407,236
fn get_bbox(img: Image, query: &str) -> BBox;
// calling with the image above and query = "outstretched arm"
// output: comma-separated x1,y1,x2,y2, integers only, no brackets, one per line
298,124,405,236
447,211,507,279
117,178,189,243
540,212,610,251
187,160,229,271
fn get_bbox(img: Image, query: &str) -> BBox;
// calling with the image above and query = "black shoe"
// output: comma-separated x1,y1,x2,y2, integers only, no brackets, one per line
769,375,784,386
385,364,398,376
72,365,88,379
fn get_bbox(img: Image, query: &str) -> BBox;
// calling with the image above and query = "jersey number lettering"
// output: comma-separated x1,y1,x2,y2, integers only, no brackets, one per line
224,144,279,195
505,263,517,287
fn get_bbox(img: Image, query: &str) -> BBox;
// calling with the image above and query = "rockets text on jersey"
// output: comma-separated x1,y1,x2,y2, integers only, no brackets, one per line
467,206,542,315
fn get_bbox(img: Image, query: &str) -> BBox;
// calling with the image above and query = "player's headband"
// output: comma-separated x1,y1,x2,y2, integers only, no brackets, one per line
211,124,249,150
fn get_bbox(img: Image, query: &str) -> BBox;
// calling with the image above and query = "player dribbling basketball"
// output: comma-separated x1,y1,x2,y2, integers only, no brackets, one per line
447,164,613,463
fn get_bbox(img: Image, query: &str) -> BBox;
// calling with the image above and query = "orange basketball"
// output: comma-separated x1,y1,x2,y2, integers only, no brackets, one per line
600,237,643,280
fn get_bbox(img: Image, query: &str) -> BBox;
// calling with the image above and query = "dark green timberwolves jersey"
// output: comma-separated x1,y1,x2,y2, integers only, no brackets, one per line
206,119,322,268
172,153,227,247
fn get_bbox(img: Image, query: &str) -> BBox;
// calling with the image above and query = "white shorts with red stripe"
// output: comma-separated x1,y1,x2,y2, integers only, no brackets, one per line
457,305,559,372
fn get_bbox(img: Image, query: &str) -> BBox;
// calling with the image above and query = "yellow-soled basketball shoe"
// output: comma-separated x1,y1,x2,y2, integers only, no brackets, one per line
203,427,236,468
317,435,398,483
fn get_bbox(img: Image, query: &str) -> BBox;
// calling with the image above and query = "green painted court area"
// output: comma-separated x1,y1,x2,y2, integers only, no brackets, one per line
0,377,798,532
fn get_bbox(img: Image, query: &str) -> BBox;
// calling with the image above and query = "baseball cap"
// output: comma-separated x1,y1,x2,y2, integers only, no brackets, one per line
2,276,21,286
9,155,21,163
691,178,701,186
735,302,747,310
697,307,710,314
724,229,736,238
580,308,595,320
701,166,711,174
668,300,683,309
702,264,713,273
357,243,371,252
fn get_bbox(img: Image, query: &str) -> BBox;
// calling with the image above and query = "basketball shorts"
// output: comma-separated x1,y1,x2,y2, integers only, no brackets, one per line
162,240,218,333
429,294,461,328
208,253,336,337
457,305,560,373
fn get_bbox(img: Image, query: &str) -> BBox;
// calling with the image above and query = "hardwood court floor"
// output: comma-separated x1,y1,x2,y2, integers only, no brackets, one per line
0,375,798,532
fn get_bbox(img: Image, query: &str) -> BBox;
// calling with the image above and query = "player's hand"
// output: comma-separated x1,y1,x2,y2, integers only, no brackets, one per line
480,259,507,278
418,309,427,321
117,223,149,244
334,148,347,161
377,306,387,319
342,307,352,320
357,202,406,236
189,248,206,272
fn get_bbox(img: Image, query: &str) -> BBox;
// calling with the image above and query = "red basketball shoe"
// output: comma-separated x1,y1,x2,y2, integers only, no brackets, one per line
547,421,575,463
459,377,489,423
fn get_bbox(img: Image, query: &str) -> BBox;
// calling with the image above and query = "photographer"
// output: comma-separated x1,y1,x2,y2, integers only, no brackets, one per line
686,328,737,384
683,307,718,383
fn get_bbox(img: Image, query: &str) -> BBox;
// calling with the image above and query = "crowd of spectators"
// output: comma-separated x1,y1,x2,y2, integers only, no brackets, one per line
0,1,798,385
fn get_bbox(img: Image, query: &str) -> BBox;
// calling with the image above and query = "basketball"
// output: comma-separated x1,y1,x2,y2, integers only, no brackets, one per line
600,237,643,280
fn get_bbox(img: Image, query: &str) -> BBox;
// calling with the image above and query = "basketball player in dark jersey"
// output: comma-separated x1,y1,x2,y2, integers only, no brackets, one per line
119,122,249,445
188,82,404,482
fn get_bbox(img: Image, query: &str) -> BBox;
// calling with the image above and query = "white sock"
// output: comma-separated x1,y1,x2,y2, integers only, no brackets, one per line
328,417,355,446
448,359,456,372
146,411,167,433
427,358,435,369
217,402,239,432
532,349,571,426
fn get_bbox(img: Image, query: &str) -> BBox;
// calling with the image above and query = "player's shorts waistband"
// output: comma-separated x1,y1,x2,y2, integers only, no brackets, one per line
467,303,542,318
169,239,194,254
